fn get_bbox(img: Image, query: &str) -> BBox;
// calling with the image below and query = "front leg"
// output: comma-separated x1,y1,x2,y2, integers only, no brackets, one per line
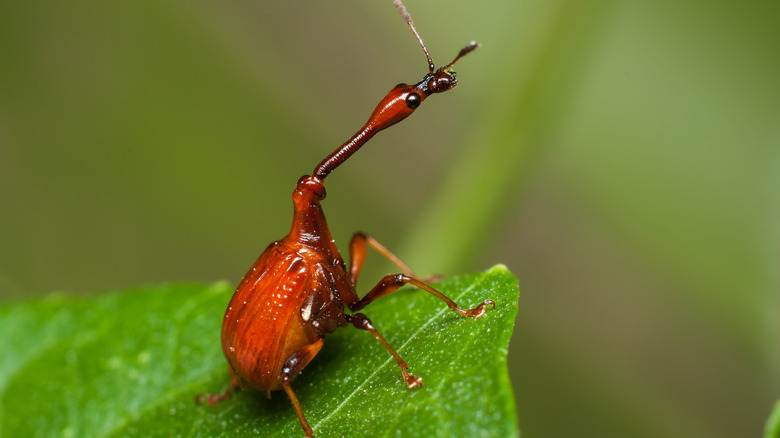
349,273,494,318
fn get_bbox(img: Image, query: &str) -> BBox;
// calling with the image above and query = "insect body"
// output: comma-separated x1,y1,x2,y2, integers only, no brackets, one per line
197,1,493,436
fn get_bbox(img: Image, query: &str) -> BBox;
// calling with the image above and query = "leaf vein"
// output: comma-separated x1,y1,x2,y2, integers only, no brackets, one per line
313,271,490,432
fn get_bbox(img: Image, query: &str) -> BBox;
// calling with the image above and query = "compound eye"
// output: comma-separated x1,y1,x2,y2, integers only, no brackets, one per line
435,77,455,92
405,92,421,109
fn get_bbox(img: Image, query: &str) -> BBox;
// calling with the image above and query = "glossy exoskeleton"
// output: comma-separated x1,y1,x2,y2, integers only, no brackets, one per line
196,1,494,436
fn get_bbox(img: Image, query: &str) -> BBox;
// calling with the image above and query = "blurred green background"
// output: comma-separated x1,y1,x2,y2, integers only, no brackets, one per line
1,0,778,437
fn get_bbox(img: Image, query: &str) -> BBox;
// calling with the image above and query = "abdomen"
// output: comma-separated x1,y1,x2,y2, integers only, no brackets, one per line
221,241,318,392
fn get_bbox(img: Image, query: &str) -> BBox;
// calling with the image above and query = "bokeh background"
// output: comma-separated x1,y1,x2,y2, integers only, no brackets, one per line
1,0,778,437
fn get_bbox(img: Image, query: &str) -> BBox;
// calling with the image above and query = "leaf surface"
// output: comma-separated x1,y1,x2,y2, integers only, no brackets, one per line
767,400,780,438
0,265,519,438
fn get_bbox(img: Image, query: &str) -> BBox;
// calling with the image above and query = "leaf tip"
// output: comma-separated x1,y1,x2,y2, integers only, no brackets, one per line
488,263,511,273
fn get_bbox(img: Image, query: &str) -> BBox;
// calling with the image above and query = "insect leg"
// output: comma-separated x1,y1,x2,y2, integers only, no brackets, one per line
348,232,420,286
347,312,422,388
195,366,241,405
349,273,495,317
280,338,325,438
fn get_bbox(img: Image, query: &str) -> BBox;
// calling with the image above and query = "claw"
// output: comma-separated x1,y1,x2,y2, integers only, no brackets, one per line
195,393,224,406
195,386,236,406
402,368,423,388
456,299,496,318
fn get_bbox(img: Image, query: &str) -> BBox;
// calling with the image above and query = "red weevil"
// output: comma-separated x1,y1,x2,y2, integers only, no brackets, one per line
197,1,494,436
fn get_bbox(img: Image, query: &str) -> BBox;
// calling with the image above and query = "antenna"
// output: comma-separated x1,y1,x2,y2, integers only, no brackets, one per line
393,0,435,73
441,41,480,71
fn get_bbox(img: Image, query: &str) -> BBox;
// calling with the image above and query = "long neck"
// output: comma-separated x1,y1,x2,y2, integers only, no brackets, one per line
284,177,339,257
313,124,377,180
312,83,420,179
286,200,333,251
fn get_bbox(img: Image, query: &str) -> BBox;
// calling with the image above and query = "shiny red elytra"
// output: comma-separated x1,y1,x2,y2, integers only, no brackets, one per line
196,1,494,436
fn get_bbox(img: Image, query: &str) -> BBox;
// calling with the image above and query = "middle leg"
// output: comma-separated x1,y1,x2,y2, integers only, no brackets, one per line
346,312,422,388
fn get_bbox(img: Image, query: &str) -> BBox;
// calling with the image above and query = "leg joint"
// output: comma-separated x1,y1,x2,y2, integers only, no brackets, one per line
349,312,373,330
391,273,409,285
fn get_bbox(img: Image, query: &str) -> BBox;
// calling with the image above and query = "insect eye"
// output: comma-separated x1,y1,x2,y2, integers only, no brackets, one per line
405,92,421,109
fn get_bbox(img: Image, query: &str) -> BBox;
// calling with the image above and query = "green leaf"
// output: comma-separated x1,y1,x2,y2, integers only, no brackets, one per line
0,265,519,438
767,401,780,438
